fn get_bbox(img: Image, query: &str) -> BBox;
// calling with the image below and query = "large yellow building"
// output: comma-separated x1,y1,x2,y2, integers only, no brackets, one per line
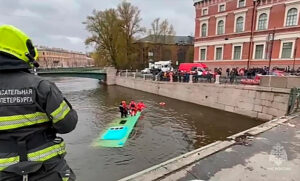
37,46,94,68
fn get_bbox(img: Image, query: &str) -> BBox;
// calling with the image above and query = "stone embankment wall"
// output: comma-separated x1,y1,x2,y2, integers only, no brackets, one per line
115,76,290,120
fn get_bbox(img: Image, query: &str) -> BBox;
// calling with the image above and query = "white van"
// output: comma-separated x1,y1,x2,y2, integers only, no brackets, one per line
151,61,173,73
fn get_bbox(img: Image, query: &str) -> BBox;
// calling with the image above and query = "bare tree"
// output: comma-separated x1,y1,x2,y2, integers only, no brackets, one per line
148,18,176,44
118,1,145,44
84,9,124,67
159,19,175,44
117,1,146,64
84,2,145,69
148,18,161,43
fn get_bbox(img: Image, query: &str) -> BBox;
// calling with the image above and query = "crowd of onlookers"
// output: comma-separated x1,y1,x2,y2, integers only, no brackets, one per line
217,66,300,77
115,65,300,83
156,66,300,83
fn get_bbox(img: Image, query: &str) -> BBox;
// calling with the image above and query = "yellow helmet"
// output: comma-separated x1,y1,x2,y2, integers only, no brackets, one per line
0,25,39,67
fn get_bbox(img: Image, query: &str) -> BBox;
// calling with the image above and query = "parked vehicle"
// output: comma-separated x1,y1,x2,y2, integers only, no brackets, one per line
271,70,285,76
178,63,207,73
178,63,215,78
141,68,151,74
149,61,173,74
241,75,261,85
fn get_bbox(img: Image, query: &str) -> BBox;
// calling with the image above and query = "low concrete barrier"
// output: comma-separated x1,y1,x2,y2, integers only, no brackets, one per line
260,76,300,88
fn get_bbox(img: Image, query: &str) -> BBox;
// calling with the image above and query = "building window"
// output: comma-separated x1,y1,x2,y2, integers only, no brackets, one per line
216,47,223,60
217,20,224,35
200,48,206,60
236,16,244,32
255,44,264,59
219,4,225,12
286,8,298,26
202,8,208,16
281,42,293,58
238,0,245,8
258,13,267,30
233,46,242,59
201,23,207,37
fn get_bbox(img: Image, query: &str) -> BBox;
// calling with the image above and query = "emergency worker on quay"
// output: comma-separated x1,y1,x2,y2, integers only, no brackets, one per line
0,25,78,180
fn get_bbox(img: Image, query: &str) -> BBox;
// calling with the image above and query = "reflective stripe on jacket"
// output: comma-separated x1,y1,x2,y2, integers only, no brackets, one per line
0,100,71,131
0,142,66,171
51,100,71,124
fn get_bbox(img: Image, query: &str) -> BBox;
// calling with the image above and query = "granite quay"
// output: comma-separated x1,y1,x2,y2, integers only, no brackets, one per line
113,73,293,121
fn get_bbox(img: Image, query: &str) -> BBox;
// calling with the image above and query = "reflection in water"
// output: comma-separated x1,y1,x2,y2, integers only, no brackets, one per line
47,77,262,181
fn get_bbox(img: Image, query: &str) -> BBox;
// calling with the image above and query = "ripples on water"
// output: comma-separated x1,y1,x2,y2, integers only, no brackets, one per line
47,77,262,181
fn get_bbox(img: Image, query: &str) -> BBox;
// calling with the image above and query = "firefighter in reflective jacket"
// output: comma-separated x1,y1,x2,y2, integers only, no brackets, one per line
0,25,78,180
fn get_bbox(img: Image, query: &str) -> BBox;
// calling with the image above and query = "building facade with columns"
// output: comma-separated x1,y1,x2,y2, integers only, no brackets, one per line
37,47,94,68
193,0,300,71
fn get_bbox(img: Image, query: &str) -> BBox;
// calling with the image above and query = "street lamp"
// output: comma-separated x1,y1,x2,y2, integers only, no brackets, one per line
267,29,275,74
293,38,299,73
148,51,154,69
247,0,259,69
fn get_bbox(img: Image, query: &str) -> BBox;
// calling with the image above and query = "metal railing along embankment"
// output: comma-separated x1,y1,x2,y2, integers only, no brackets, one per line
118,70,252,85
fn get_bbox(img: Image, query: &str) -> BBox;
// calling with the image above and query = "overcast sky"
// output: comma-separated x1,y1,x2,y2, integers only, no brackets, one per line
0,0,195,52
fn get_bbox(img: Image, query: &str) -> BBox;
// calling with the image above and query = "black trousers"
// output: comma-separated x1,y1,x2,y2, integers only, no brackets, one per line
0,157,75,181
121,110,128,118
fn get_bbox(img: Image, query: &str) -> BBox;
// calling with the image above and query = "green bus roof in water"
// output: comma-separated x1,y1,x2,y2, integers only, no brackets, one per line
93,111,141,148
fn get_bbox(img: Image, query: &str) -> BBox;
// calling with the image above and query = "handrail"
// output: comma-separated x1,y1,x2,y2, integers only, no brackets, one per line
118,72,256,85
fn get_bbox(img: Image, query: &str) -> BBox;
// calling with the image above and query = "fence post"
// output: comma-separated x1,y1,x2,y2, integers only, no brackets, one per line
170,74,173,82
215,75,220,84
189,74,193,83
126,69,128,78
143,74,146,80
133,73,136,79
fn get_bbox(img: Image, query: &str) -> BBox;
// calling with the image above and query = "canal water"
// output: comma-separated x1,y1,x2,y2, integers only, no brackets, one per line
48,77,262,181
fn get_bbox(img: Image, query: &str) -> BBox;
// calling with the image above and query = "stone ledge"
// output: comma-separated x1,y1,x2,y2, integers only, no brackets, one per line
118,141,234,181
